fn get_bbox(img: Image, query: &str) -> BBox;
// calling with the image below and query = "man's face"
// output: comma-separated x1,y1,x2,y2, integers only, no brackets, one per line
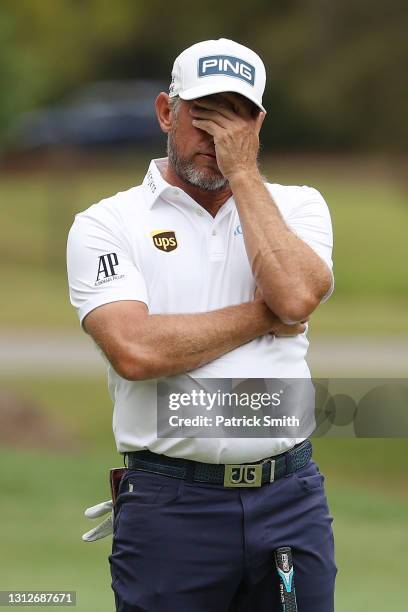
167,93,254,192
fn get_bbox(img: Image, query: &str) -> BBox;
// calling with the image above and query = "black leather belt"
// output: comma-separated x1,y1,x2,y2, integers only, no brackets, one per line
125,439,312,488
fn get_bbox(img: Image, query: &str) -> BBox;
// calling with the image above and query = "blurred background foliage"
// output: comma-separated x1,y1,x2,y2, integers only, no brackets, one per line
0,0,407,150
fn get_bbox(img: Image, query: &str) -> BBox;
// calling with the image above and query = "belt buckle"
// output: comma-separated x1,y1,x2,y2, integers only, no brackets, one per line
224,463,263,487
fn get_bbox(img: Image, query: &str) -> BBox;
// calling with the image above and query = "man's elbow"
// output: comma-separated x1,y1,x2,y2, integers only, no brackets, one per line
112,347,162,381
262,267,333,324
273,293,320,325
277,305,315,325
276,279,332,323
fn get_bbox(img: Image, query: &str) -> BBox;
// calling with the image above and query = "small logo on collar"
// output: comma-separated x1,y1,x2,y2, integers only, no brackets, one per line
151,230,178,252
146,170,156,193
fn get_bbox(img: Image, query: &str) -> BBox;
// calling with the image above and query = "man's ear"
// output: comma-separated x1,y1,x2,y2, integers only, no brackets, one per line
155,92,172,134
256,111,266,134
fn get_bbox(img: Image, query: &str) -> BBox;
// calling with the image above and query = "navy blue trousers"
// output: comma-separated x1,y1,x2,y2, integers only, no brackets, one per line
109,459,337,611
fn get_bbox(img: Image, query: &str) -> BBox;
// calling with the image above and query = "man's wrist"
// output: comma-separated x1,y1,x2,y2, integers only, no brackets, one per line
250,299,278,334
228,167,262,189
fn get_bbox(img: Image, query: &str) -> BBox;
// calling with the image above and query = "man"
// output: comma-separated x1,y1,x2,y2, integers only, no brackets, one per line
67,38,336,611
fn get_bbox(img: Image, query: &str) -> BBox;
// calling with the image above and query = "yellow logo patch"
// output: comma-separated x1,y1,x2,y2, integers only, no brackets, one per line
151,230,178,252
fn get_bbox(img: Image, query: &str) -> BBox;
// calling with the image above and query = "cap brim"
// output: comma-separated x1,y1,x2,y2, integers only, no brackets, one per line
178,82,266,113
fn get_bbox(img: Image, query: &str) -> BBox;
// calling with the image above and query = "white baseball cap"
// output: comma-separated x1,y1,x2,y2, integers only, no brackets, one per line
169,38,267,113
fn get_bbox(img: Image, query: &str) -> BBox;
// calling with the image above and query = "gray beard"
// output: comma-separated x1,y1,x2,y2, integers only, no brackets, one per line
167,134,229,192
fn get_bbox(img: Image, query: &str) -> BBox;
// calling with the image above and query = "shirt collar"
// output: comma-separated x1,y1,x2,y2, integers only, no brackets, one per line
142,158,173,209
142,157,235,218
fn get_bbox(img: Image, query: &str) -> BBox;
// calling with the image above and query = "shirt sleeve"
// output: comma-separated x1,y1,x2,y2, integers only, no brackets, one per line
285,187,334,303
66,208,149,326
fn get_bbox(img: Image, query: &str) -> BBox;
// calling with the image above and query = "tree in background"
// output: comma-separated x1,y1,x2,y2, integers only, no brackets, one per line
1,0,407,150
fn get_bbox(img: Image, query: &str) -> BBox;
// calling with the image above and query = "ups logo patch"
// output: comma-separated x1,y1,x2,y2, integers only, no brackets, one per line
151,230,178,252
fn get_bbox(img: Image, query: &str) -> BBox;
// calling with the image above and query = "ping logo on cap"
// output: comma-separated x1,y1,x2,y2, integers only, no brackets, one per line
198,55,255,86
151,230,178,252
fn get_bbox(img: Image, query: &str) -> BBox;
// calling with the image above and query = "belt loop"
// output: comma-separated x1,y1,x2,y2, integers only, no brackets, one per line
285,451,292,474
269,459,276,482
184,460,195,484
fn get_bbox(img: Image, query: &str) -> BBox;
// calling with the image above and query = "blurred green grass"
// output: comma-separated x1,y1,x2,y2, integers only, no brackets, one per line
1,155,407,333
1,375,115,452
0,449,117,611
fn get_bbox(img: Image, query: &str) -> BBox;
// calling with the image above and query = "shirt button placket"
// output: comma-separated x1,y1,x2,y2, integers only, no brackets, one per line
209,224,224,260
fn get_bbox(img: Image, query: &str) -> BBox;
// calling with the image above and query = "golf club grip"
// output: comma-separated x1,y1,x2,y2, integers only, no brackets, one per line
275,546,298,612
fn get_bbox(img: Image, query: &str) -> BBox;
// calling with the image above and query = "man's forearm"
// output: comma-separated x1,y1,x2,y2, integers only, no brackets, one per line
124,300,278,379
86,295,305,382
229,171,332,323
187,96,331,323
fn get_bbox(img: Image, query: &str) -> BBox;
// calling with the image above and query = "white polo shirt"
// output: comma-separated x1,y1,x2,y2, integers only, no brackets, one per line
66,157,334,463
